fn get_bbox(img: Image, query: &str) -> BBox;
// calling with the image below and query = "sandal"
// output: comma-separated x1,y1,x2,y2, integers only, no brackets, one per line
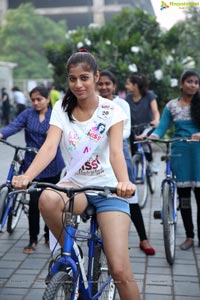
23,241,37,254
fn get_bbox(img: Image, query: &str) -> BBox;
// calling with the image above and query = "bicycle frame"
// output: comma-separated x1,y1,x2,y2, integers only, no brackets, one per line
161,143,177,224
16,183,117,300
0,140,37,232
133,142,147,184
150,137,196,265
49,206,113,299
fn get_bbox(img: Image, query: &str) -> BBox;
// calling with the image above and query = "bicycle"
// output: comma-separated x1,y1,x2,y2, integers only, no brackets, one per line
147,137,196,265
132,125,157,209
10,182,119,300
0,139,37,234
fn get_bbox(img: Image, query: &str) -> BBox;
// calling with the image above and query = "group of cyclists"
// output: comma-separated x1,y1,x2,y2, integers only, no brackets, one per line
1,50,200,300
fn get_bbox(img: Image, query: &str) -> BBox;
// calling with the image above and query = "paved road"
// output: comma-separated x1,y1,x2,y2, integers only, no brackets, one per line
0,132,200,300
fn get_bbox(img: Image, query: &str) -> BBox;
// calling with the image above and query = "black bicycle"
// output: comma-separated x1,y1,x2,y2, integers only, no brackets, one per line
0,139,37,233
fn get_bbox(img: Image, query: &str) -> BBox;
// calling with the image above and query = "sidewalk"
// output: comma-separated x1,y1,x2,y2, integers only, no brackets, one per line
0,133,200,300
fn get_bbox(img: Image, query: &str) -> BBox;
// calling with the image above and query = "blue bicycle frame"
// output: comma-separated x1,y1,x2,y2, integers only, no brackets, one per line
133,141,147,184
0,140,37,233
160,152,177,224
27,183,117,300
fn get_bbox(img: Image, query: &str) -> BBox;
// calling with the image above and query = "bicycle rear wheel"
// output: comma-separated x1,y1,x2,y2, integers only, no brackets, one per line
7,193,23,234
132,154,148,209
92,244,116,300
0,186,9,222
43,272,75,300
162,183,176,265
146,165,156,194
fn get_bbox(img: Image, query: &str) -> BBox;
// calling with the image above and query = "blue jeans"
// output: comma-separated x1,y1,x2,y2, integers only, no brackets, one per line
123,140,135,183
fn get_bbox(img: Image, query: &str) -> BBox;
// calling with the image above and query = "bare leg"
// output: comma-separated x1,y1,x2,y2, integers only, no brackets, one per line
97,211,140,300
38,183,88,246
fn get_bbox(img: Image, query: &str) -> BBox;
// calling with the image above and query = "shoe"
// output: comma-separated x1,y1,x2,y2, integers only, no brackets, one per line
179,238,194,250
23,241,37,254
139,242,155,255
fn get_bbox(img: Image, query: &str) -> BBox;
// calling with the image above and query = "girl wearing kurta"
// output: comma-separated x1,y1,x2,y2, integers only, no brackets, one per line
151,70,200,250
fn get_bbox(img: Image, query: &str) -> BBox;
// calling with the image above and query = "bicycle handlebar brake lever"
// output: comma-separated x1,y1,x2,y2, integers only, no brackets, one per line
98,186,116,197
27,182,42,193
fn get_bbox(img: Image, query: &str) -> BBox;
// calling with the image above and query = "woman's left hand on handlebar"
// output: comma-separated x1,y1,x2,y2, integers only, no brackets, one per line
191,132,200,141
116,181,136,198
12,175,31,189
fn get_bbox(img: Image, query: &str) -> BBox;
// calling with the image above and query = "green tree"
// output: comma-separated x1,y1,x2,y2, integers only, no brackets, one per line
46,8,172,109
46,7,200,110
0,3,66,79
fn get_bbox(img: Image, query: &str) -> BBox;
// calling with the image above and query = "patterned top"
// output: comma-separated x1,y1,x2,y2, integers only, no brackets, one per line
153,98,200,187
0,107,65,179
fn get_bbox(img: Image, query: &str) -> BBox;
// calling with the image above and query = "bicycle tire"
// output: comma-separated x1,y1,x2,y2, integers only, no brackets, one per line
132,154,148,209
7,193,23,234
0,186,9,222
162,183,176,265
147,165,156,194
92,244,116,300
43,272,75,300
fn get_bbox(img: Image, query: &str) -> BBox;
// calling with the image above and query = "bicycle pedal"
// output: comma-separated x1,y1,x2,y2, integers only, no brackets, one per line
135,179,143,184
154,210,161,219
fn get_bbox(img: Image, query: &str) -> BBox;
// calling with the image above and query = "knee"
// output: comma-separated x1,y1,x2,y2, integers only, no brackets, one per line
39,190,57,214
109,262,133,284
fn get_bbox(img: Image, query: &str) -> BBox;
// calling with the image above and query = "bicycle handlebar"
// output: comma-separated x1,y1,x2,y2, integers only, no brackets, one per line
9,182,118,198
0,139,38,153
134,137,199,144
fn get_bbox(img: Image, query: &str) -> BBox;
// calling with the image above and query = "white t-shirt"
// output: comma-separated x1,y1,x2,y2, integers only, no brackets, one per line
113,95,131,139
50,96,128,187
13,91,26,105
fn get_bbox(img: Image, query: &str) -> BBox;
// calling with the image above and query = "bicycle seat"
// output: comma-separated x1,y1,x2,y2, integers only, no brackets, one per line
81,205,96,222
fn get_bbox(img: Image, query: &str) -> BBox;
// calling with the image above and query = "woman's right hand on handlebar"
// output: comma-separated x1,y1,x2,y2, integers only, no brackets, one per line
12,175,31,189
116,181,136,198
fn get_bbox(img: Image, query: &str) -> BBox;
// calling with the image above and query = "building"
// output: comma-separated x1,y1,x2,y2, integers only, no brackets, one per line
0,0,155,29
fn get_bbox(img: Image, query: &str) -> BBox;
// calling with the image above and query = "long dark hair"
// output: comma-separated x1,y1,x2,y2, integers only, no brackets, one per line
29,86,49,98
180,70,200,127
62,52,98,121
191,91,200,127
127,73,148,97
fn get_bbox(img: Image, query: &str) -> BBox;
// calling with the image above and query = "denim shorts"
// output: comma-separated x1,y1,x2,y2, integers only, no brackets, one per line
85,194,130,215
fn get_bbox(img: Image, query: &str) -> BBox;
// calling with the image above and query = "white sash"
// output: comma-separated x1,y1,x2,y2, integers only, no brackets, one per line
60,102,114,183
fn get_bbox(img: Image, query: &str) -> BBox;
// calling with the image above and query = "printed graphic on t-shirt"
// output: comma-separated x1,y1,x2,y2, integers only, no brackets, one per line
78,154,104,176
87,122,106,142
68,131,79,150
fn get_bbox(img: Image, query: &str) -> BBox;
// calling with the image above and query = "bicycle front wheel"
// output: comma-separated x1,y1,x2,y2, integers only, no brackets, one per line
0,186,9,222
43,272,75,300
7,193,23,234
132,154,148,209
162,183,176,265
92,244,116,300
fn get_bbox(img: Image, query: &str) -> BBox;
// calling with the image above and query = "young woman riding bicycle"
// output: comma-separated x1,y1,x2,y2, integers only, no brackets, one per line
12,51,140,300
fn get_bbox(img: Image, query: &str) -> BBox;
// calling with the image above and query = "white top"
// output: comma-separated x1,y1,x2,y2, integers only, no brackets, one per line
50,96,128,187
13,91,26,105
113,95,131,139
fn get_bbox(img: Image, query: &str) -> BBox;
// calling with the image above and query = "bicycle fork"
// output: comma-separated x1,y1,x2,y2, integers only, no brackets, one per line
154,180,177,224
